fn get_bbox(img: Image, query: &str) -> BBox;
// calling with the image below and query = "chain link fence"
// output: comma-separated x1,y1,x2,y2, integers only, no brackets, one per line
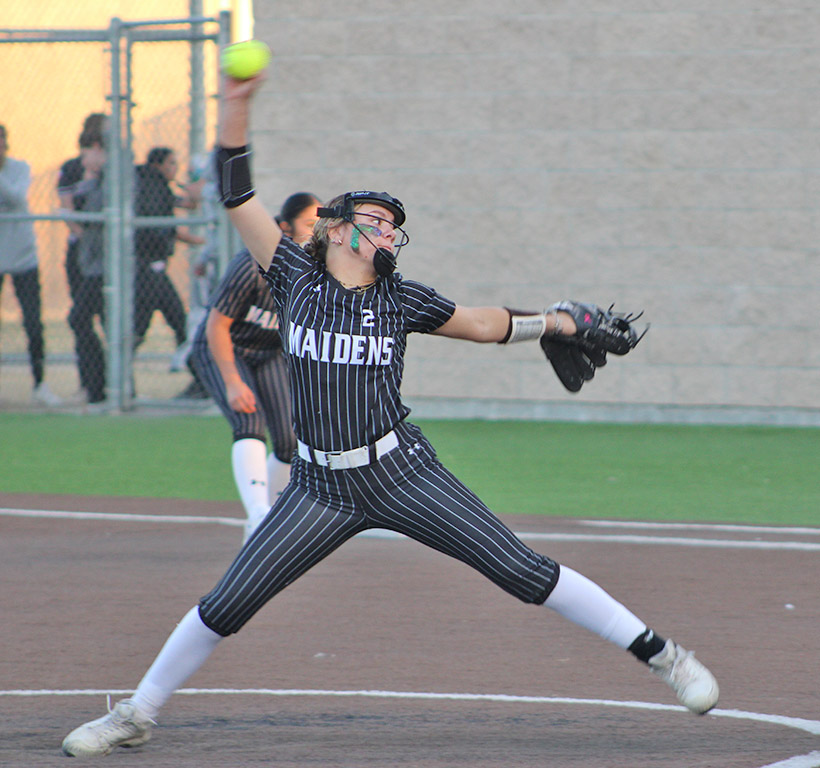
0,11,237,413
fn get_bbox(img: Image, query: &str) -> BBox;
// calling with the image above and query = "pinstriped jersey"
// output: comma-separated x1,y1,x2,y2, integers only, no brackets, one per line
261,236,456,452
194,250,283,358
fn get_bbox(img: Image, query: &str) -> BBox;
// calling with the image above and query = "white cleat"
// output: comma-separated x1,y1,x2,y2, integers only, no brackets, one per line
649,639,719,714
62,699,153,757
32,382,63,407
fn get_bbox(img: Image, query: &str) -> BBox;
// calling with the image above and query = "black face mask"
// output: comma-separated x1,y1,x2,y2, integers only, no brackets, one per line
373,247,397,277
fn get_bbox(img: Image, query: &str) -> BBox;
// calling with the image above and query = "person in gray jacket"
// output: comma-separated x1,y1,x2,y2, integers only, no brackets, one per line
0,124,61,406
66,132,108,405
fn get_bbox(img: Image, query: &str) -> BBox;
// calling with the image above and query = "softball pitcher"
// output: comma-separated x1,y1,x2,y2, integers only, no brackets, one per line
62,59,718,759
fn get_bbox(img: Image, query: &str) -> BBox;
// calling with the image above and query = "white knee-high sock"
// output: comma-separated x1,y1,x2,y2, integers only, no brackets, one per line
231,438,270,528
544,565,647,649
267,453,291,500
130,606,222,720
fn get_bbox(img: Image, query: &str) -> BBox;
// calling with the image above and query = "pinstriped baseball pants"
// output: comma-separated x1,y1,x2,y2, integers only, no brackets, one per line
190,338,296,463
199,421,560,636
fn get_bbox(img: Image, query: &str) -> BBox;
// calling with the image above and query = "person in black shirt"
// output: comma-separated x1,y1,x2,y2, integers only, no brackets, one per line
132,147,204,352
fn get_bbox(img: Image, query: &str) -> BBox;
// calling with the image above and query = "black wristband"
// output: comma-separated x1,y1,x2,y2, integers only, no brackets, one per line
214,144,255,208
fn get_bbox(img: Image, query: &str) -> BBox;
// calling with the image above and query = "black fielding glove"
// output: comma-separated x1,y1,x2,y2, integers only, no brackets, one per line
541,302,648,392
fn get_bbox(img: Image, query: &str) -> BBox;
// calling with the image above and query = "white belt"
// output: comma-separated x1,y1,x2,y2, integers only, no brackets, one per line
297,430,399,470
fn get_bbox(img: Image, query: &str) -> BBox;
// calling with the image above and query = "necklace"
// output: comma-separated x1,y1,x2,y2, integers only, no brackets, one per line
340,279,376,294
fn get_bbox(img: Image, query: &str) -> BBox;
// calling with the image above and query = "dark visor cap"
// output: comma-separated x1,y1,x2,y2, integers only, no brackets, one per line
317,190,406,227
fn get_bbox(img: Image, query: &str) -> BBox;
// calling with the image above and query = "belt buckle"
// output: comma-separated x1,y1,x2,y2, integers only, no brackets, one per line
325,451,351,469
326,451,347,470
327,446,368,470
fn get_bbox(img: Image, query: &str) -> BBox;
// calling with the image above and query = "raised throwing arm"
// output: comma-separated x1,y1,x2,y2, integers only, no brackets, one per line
216,73,281,271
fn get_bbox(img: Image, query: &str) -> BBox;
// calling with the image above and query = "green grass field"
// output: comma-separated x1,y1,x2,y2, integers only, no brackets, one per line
1,413,817,525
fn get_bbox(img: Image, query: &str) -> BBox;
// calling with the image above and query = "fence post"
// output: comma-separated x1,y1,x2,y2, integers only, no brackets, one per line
120,27,137,410
105,16,125,411
216,9,238,272
190,0,206,165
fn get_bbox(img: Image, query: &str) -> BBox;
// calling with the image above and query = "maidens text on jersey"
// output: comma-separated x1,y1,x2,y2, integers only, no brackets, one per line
244,305,279,330
287,322,394,365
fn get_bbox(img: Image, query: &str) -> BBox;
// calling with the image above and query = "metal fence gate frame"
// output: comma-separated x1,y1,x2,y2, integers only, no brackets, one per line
0,11,236,412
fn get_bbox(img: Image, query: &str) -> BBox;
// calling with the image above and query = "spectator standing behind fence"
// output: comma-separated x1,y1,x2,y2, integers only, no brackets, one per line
66,133,108,406
0,124,61,406
132,147,204,356
58,112,108,404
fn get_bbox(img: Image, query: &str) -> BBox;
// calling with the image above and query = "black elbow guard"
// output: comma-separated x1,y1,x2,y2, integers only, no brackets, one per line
214,145,255,208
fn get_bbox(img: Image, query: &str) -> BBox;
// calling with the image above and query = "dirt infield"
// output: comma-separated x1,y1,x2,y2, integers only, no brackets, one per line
1,493,818,768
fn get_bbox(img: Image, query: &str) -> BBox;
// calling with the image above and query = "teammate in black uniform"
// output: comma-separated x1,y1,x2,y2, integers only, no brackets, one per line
190,193,319,542
62,63,719,758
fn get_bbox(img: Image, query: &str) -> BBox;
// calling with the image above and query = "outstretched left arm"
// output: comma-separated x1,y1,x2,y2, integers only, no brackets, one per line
432,305,577,343
433,302,648,393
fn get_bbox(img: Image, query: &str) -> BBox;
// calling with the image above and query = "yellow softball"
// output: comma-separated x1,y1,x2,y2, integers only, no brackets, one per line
220,40,271,80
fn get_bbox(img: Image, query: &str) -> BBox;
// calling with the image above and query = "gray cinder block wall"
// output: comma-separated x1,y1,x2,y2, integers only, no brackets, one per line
251,2,820,426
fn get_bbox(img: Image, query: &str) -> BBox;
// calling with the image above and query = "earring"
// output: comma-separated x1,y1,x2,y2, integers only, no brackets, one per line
333,239,342,244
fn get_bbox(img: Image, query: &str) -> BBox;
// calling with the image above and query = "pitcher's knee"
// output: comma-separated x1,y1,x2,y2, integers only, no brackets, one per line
498,553,561,605
197,598,247,637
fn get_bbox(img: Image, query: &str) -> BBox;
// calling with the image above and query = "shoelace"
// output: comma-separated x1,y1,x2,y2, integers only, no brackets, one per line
94,695,142,739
